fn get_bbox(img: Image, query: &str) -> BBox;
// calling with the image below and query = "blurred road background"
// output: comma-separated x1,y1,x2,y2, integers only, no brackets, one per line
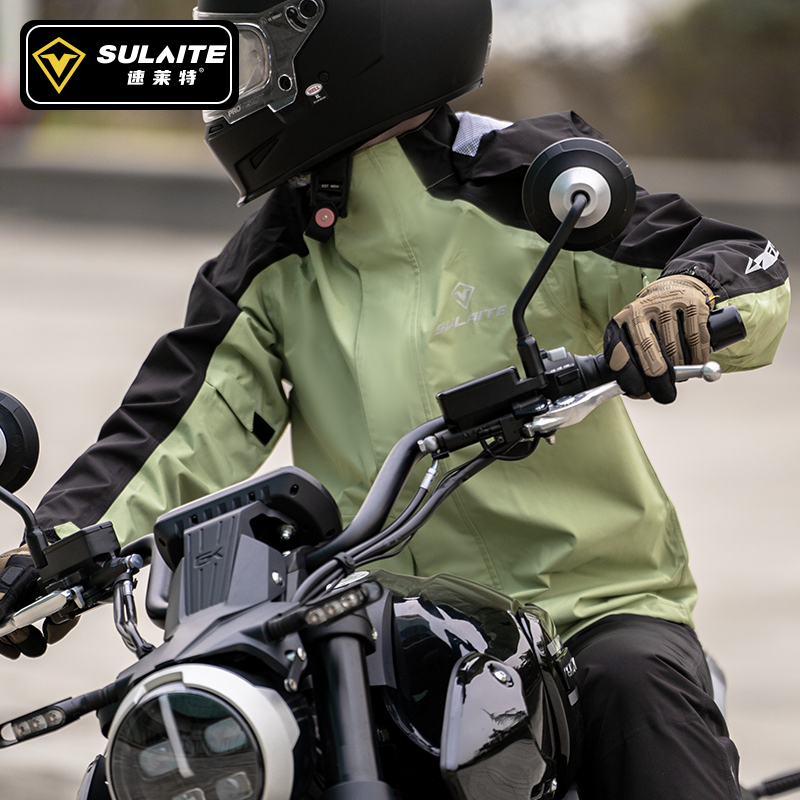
0,0,799,797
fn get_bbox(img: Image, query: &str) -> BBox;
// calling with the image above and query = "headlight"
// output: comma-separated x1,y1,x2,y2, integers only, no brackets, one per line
106,664,299,800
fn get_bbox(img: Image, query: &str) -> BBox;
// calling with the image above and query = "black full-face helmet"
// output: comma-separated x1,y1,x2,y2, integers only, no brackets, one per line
194,0,493,204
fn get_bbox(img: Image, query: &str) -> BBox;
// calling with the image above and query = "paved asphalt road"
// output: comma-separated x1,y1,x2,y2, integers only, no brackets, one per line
0,184,797,798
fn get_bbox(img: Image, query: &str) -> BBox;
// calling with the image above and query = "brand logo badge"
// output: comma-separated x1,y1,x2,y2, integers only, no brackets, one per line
745,241,780,275
195,546,224,567
22,22,236,111
435,283,509,337
450,282,475,310
32,37,85,94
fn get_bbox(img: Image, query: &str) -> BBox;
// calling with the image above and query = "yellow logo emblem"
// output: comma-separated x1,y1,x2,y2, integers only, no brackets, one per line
32,37,85,93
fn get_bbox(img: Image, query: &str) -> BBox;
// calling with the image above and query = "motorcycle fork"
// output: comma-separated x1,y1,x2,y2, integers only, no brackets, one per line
302,611,397,800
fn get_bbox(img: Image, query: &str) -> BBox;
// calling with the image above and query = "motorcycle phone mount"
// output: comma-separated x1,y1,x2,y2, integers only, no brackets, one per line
514,138,637,383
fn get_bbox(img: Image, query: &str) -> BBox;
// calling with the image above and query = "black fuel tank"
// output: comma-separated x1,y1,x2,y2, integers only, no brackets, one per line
369,569,582,800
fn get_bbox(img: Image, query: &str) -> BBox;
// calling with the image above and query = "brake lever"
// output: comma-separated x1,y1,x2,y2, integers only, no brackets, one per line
524,382,624,437
525,362,723,437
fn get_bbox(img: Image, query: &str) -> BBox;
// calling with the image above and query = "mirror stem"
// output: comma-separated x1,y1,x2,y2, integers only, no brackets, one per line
0,486,49,569
0,485,38,534
513,193,589,380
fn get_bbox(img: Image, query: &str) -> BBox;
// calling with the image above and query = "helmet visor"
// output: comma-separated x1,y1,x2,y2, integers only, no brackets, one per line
194,1,324,124
237,25,270,97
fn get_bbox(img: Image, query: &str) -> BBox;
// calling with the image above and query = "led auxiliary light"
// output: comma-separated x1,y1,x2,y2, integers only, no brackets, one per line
1,707,66,743
106,664,299,800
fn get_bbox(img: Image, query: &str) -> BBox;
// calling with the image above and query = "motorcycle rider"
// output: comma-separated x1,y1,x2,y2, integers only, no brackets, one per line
0,1,790,798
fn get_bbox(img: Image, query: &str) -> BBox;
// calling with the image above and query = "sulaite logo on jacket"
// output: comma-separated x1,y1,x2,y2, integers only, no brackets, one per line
451,282,475,310
435,283,508,336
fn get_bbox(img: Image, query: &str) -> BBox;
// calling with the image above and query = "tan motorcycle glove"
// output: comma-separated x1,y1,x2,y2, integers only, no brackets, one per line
603,275,716,404
0,543,78,659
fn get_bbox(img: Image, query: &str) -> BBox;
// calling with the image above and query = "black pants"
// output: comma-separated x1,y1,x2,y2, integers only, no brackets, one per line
566,614,742,800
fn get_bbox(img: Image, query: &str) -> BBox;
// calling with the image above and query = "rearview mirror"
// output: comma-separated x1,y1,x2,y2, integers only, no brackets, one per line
522,138,636,251
0,392,39,492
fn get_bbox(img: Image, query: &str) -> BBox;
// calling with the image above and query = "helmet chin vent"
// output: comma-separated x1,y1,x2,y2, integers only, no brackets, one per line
250,138,279,169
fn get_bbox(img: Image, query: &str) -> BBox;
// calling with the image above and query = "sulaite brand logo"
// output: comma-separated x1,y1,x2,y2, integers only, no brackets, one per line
97,44,228,64
435,282,508,336
451,282,475,310
745,241,780,275
32,38,85,93
23,22,235,111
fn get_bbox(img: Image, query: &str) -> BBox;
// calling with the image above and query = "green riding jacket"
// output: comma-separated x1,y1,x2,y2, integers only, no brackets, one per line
36,106,790,639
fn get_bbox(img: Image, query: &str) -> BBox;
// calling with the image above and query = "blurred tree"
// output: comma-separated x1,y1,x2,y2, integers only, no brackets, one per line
624,0,800,158
456,0,800,160
43,0,195,21
35,0,800,159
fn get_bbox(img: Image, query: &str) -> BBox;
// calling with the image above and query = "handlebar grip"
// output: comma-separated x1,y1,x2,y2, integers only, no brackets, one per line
573,353,613,388
576,305,745,391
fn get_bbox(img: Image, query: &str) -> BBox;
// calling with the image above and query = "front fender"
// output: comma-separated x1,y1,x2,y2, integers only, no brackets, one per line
76,755,111,800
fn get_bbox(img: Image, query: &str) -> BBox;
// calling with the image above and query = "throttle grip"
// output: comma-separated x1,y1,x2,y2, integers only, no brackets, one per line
707,305,746,351
576,305,746,391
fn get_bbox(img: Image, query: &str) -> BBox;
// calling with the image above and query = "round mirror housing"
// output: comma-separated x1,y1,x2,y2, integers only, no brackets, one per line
0,392,39,492
522,138,636,251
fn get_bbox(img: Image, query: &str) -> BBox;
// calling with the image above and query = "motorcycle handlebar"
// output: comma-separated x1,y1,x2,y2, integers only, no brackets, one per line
307,306,745,572
304,417,446,571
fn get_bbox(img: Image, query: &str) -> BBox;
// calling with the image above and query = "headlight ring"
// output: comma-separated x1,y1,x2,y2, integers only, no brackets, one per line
106,664,300,800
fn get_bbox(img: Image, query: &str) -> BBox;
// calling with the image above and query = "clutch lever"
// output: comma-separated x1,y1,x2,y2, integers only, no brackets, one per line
0,587,86,638
0,550,148,637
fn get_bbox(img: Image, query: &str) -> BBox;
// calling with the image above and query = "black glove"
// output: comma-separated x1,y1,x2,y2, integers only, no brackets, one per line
603,275,716,404
0,544,77,659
